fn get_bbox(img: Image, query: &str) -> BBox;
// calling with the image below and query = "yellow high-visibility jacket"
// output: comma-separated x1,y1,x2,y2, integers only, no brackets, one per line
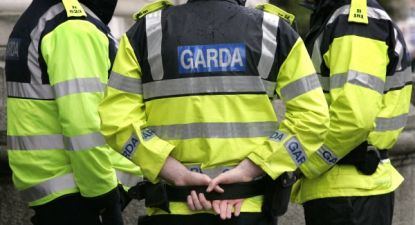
5,0,141,206
99,0,329,215
292,0,412,204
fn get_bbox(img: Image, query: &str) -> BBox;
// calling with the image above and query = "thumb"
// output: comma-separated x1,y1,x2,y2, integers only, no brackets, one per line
206,174,226,193
189,172,211,186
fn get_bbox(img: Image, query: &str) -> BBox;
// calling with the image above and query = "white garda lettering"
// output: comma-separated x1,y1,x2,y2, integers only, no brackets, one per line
231,48,243,67
219,48,232,67
322,150,337,164
181,49,193,70
288,142,306,164
194,49,207,68
206,48,219,67
270,131,285,142
123,137,139,158
142,129,155,140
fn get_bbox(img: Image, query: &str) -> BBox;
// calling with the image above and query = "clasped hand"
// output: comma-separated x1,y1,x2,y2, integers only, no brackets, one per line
159,157,264,220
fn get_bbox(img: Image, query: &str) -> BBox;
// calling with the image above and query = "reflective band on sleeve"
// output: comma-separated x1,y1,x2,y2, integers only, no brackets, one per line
185,165,236,178
327,5,390,25
64,132,106,151
28,3,64,86
116,170,143,188
284,137,307,166
257,12,279,80
317,145,338,166
122,133,140,159
261,79,277,98
142,76,266,100
269,130,288,143
20,173,77,203
53,77,104,98
393,28,404,71
280,74,321,100
384,67,412,92
311,34,324,74
149,122,278,140
146,10,164,81
8,134,64,150
108,71,143,94
331,70,384,94
375,114,408,131
7,82,54,99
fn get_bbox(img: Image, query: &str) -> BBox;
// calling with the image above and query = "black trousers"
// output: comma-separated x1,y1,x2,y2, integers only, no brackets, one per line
303,192,394,225
138,212,276,225
31,193,124,225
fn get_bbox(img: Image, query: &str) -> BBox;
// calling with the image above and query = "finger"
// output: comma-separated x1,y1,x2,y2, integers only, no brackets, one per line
226,202,233,219
220,200,228,220
198,193,212,210
233,200,243,217
212,200,221,215
191,190,203,210
207,176,225,193
187,195,195,210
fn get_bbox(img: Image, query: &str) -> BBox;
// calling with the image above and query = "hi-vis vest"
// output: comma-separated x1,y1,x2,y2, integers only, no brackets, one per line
292,0,412,204
5,0,141,206
99,0,329,215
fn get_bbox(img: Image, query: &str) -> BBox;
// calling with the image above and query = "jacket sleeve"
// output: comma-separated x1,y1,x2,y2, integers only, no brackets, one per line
299,21,402,178
367,26,413,150
98,34,175,183
40,20,117,197
248,21,330,180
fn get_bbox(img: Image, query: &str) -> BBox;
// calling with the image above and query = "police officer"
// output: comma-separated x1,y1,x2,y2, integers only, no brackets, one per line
292,0,413,225
5,0,142,224
98,0,329,224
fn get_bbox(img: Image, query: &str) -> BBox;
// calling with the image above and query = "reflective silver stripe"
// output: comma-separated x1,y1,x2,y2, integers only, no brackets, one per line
108,71,143,94
116,170,143,188
20,173,77,203
8,134,64,150
146,10,164,81
375,114,408,131
186,165,236,178
143,76,266,100
7,81,54,99
280,74,321,100
331,71,384,94
8,133,105,151
28,3,64,85
317,145,338,166
318,74,329,91
384,67,412,92
261,79,276,97
258,12,279,79
311,34,324,74
149,122,278,140
53,78,104,98
327,5,391,25
64,132,106,151
394,28,404,71
284,137,307,166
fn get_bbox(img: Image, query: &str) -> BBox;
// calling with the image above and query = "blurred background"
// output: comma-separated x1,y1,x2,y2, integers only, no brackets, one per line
0,0,414,224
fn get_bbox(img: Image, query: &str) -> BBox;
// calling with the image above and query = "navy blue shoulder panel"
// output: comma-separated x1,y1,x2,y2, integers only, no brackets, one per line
5,1,56,83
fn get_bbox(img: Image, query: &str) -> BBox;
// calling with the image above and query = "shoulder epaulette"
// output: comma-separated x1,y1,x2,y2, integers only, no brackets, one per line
256,3,295,25
348,0,368,24
133,0,174,21
62,0,86,18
